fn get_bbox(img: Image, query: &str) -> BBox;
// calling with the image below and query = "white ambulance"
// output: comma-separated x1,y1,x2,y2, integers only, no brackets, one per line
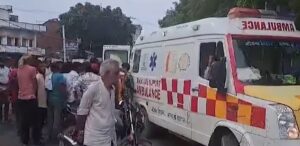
131,8,300,146
102,45,131,65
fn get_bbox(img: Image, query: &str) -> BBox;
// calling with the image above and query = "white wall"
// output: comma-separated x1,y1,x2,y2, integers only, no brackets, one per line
0,9,9,21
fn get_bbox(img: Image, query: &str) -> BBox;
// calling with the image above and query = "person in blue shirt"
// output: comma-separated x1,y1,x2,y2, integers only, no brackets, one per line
47,62,67,143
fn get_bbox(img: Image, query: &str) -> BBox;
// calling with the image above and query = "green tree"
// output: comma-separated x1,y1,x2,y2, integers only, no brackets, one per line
59,2,140,57
159,0,236,27
290,0,300,28
159,0,300,29
236,0,261,8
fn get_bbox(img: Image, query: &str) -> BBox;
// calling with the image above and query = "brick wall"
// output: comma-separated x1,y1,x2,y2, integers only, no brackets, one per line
37,19,63,57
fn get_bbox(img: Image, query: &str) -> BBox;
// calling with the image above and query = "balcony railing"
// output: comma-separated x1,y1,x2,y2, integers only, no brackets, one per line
0,20,46,32
0,45,45,56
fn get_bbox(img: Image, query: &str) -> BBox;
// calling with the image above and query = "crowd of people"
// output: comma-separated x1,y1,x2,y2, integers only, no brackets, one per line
0,55,134,146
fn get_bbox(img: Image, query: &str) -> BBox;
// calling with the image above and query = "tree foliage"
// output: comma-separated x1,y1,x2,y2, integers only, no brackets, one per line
159,0,300,29
59,2,139,57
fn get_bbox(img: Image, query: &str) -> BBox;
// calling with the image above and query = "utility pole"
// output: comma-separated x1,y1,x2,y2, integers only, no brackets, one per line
62,25,66,62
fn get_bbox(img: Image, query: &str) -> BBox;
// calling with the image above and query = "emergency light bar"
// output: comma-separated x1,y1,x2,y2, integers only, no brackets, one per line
228,7,261,19
228,7,295,21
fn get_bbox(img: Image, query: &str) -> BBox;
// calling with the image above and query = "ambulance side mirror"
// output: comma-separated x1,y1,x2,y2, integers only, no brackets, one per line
209,58,227,93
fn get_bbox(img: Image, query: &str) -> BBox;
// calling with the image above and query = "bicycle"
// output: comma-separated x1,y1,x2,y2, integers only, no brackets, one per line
117,98,152,146
57,98,152,146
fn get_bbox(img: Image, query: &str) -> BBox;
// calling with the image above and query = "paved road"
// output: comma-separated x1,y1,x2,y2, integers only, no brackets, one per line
0,121,56,146
147,133,197,146
0,122,21,146
0,121,197,146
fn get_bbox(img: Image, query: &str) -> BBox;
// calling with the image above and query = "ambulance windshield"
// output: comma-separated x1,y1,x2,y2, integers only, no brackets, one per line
233,37,300,85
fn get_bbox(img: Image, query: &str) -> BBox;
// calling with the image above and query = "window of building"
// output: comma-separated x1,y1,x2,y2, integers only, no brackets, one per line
199,41,224,78
7,37,12,46
132,50,141,73
15,38,19,46
0,37,2,45
29,40,33,47
22,38,27,47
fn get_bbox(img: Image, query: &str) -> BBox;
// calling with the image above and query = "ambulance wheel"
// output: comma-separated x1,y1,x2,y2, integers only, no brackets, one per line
220,132,239,146
140,107,166,138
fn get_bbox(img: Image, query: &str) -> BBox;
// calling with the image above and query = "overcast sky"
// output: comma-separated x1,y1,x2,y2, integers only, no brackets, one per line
1,0,178,33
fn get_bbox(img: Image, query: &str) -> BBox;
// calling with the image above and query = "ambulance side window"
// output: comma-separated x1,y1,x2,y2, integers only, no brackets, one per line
132,50,141,73
199,42,216,78
199,41,224,78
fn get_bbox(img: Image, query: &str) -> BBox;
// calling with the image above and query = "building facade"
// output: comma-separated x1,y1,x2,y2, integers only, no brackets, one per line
0,5,46,56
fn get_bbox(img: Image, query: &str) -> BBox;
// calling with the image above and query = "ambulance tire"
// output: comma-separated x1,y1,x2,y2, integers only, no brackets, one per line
140,107,167,138
220,132,239,146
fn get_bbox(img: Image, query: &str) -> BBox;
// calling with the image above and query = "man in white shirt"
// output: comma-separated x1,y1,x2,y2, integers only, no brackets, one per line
63,63,79,103
73,63,100,100
44,58,52,91
0,62,9,88
77,59,120,146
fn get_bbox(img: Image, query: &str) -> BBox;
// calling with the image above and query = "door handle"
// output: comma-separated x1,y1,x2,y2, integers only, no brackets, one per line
192,87,199,92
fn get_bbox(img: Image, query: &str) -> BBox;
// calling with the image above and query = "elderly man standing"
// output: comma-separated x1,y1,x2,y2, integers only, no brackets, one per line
77,59,120,146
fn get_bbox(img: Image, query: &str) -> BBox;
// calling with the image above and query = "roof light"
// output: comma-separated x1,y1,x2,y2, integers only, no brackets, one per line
228,7,296,21
228,7,261,19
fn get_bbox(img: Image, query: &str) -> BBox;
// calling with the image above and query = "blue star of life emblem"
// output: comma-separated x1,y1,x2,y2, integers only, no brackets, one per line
149,52,157,71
